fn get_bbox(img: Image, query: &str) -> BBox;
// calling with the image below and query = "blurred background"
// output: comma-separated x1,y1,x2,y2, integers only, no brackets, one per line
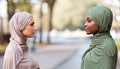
0,0,120,69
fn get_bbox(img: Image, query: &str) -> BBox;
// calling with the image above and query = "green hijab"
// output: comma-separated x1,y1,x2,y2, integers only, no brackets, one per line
81,6,117,69
87,6,113,33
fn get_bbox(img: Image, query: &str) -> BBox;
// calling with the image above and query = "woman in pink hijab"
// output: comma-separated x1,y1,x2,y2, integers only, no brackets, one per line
3,12,40,69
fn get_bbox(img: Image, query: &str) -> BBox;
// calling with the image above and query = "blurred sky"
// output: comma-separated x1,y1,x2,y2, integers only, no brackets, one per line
103,0,120,7
0,0,7,17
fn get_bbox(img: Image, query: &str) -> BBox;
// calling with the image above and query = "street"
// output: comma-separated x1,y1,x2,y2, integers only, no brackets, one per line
0,39,120,69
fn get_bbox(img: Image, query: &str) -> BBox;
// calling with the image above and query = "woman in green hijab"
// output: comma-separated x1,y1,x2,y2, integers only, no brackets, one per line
81,6,118,69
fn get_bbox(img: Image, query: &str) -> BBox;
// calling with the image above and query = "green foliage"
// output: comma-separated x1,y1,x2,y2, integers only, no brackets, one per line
7,2,16,14
116,41,120,50
16,3,32,13
8,2,32,13
7,0,32,20
0,44,7,55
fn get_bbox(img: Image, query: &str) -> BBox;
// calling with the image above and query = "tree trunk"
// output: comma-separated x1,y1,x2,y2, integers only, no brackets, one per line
7,0,16,20
47,0,56,44
47,8,53,43
39,0,43,43
0,16,4,44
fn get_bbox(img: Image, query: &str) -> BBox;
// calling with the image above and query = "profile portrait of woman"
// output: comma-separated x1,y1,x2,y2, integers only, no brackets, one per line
3,12,40,69
81,6,118,69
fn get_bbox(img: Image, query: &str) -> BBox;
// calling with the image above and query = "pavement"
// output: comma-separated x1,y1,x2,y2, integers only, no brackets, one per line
33,41,120,69
0,39,120,69
0,56,3,69
55,44,88,69
31,43,86,69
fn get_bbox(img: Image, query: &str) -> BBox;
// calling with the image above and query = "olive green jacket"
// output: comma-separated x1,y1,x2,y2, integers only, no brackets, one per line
81,6,118,69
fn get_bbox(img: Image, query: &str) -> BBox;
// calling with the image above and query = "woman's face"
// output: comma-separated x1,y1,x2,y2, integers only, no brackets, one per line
22,18,36,38
84,16,99,35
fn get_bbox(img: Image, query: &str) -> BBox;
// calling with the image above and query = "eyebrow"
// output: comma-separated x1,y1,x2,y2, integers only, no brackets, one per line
87,17,92,21
29,22,34,25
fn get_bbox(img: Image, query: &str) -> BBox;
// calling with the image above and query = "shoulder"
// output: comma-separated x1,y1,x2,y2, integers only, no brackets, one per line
4,42,21,57
102,37,116,48
101,38,117,57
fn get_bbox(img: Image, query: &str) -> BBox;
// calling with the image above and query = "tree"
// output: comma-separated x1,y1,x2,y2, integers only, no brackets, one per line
39,0,44,43
0,16,3,44
7,0,32,20
7,0,16,20
43,0,56,43
16,0,32,13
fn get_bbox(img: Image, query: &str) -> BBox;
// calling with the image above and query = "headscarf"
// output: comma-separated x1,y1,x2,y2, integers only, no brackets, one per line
87,6,113,33
85,6,116,57
9,12,33,44
3,12,40,69
3,12,34,69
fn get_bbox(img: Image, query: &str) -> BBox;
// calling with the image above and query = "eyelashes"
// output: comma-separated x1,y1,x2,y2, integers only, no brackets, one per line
86,18,93,23
30,22,34,26
86,17,93,23
30,23,34,26
87,20,92,23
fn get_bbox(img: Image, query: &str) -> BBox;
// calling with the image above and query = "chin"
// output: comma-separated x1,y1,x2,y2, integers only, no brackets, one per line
86,32,91,35
29,36,34,38
27,35,34,38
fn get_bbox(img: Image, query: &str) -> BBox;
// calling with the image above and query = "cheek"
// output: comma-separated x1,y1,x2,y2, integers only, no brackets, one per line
22,28,33,37
27,28,34,35
22,30,29,36
90,25,99,33
86,24,99,34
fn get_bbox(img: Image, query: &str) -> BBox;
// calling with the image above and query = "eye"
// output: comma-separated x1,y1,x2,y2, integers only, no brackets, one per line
30,22,34,26
87,19,92,23
86,17,93,23
87,18,92,23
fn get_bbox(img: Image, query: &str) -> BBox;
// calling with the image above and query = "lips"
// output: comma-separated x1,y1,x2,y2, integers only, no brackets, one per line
85,27,88,31
85,27,89,33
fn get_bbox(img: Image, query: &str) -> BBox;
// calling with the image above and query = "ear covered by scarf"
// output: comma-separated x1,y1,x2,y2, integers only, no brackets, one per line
9,12,33,44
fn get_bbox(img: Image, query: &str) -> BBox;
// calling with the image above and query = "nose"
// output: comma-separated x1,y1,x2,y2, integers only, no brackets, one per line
84,22,88,27
33,26,36,31
34,28,36,31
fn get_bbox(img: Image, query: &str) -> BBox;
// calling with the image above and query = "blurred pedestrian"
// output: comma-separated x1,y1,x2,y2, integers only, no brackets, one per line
81,6,118,69
3,12,40,69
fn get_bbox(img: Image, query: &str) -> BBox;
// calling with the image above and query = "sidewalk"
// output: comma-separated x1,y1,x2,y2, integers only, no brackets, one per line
31,44,84,69
33,44,120,69
55,44,89,69
32,44,120,69
0,43,120,69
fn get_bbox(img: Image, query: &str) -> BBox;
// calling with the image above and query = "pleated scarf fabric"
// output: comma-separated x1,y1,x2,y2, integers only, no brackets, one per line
3,12,39,69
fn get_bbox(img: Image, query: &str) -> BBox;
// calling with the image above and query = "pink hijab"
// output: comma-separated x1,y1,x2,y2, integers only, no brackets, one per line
3,12,39,69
